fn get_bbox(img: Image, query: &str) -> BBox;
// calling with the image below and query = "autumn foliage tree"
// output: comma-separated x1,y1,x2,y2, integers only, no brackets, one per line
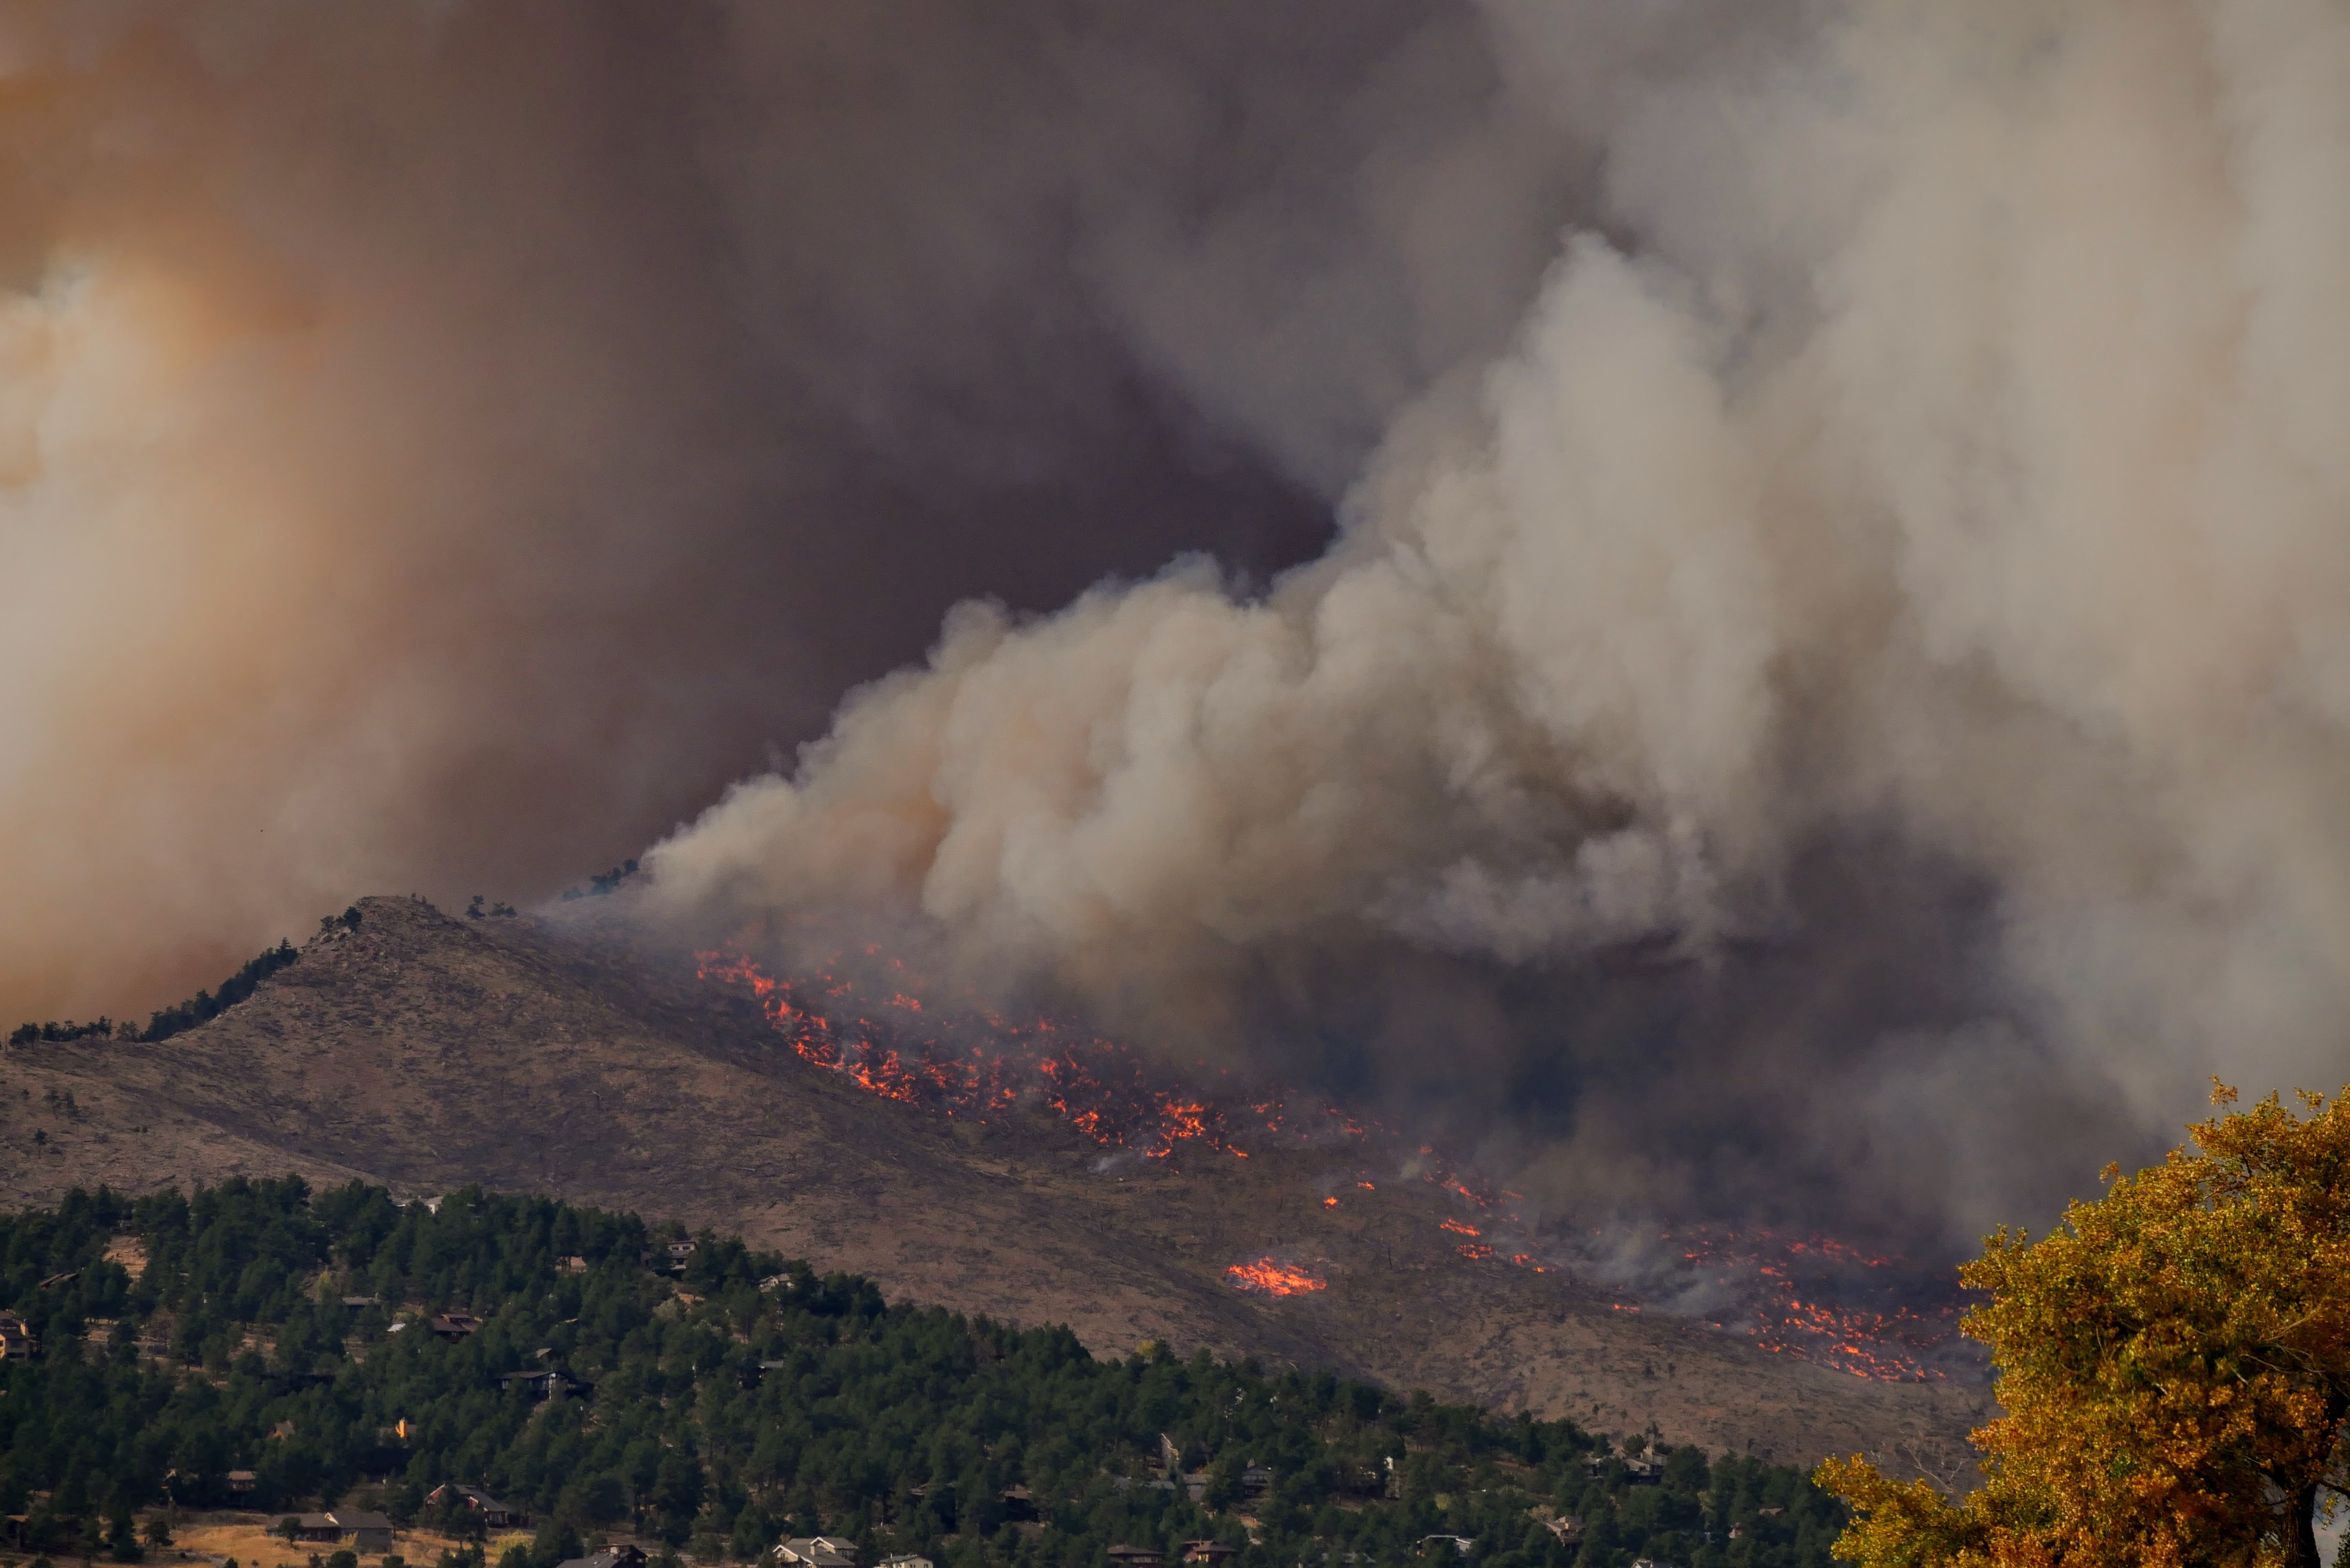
1820,1083,2350,1567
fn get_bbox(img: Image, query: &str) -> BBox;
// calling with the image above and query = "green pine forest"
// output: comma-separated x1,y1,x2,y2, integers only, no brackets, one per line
0,1181,1848,1568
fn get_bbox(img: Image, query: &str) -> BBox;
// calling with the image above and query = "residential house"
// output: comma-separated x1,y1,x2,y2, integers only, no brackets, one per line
429,1313,483,1342
341,1296,381,1310
558,1256,590,1275
327,1512,396,1552
425,1484,530,1530
1181,1543,1240,1564
1106,1547,1164,1568
999,1486,1039,1522
0,1314,36,1362
1416,1537,1475,1558
497,1368,588,1401
556,1548,646,1568
876,1556,932,1568
1241,1467,1273,1502
771,1537,854,1568
227,1472,256,1496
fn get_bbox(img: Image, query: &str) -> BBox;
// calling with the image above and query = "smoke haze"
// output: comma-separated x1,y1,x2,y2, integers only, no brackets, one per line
652,0,2350,1251
11,0,2350,1253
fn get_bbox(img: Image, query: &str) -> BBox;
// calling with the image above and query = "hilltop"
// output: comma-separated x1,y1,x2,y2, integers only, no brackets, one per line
0,896,1987,1476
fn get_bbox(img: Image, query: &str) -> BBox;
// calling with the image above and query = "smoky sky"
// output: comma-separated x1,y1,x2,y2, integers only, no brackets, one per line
0,1,1571,1014
14,0,2346,1257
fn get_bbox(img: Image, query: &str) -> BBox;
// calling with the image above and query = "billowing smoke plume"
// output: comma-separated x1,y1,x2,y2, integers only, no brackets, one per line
652,0,2350,1252
0,3,1551,1018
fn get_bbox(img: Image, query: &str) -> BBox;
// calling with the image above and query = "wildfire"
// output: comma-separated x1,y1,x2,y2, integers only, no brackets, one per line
1226,1258,1328,1296
1613,1224,1971,1382
698,948,1370,1162
698,946,1969,1385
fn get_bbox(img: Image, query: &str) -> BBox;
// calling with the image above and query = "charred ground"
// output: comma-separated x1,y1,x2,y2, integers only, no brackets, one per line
0,896,1986,1478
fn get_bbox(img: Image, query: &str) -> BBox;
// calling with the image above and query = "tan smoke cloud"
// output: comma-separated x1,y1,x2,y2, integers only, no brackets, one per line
0,2,1530,1025
652,0,2350,1245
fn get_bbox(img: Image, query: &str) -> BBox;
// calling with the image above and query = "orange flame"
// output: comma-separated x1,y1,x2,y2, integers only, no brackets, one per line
1225,1258,1328,1296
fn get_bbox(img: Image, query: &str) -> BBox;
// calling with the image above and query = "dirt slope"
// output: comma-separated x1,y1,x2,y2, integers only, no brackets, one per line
0,895,1987,1479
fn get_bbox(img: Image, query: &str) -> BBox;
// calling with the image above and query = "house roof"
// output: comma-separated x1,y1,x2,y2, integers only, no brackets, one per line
774,1537,854,1568
328,1513,393,1531
556,1550,646,1568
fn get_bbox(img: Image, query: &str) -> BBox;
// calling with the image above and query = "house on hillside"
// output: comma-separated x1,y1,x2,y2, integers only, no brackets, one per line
645,1242,697,1273
227,1472,256,1496
1106,1547,1165,1568
999,1485,1039,1522
772,1538,853,1568
876,1556,932,1568
429,1313,483,1342
497,1368,588,1401
425,1484,529,1529
1182,1542,1240,1564
326,1512,395,1552
556,1548,646,1568
1416,1537,1474,1558
0,1313,37,1361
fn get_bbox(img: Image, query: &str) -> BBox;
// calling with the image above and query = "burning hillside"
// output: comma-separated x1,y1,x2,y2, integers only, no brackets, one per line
697,944,1975,1384
694,948,1367,1160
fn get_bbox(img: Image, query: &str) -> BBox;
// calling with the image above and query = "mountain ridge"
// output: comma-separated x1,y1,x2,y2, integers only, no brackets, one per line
0,894,1987,1480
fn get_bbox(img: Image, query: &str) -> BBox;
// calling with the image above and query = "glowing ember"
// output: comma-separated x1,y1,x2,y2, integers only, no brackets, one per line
1226,1258,1328,1296
1610,1224,1971,1382
698,947,1970,1384
699,948,1369,1161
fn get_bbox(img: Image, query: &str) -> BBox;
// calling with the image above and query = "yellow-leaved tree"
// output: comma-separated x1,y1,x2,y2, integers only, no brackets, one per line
1818,1083,2350,1568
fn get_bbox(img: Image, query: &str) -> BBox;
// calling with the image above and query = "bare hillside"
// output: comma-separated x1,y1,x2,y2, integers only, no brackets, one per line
0,895,1987,1479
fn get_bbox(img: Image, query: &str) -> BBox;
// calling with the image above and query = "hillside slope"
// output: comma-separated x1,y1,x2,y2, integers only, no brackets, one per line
0,896,1987,1477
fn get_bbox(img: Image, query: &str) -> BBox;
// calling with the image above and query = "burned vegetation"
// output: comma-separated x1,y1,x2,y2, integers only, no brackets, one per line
0,1182,1846,1568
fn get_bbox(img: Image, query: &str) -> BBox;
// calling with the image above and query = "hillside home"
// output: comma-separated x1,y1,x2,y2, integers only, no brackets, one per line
227,1472,256,1496
425,1484,529,1529
429,1313,483,1342
556,1548,647,1568
772,1537,854,1568
875,1556,932,1568
497,1368,587,1400
327,1512,395,1552
1182,1542,1240,1564
0,1313,35,1361
1106,1547,1165,1568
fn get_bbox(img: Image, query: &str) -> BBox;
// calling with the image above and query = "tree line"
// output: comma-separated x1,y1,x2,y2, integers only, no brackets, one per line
7,933,314,1051
0,1181,1845,1568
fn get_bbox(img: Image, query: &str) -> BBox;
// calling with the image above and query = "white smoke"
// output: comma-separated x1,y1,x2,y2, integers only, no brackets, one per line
651,0,2350,1243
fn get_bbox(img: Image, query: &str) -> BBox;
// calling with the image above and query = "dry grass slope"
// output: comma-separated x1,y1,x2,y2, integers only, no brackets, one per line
0,896,1987,1477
